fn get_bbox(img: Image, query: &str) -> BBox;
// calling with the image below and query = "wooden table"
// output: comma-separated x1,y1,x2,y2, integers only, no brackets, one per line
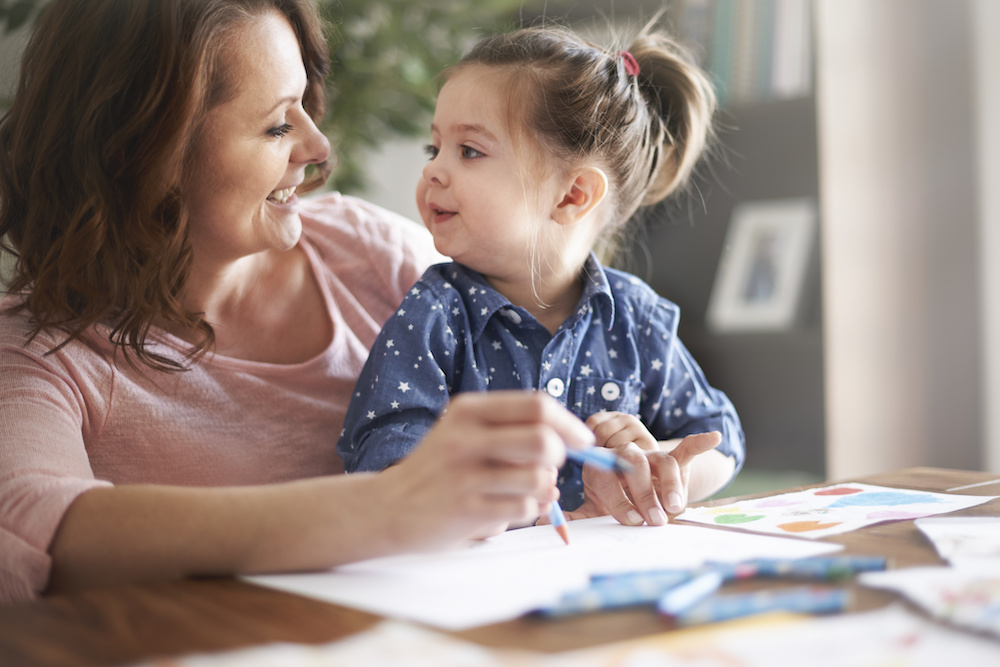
2,467,998,666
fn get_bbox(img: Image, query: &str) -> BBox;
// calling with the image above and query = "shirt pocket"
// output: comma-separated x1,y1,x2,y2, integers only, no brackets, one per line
573,377,643,418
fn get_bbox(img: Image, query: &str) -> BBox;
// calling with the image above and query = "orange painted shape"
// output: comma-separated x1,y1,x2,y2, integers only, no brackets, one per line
777,520,843,533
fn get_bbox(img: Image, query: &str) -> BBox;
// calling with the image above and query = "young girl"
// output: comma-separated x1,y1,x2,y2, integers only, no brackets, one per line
338,23,744,527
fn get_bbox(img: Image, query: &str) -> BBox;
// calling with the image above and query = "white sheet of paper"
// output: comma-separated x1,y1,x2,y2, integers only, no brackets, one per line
860,563,1000,638
245,516,841,630
915,516,1000,565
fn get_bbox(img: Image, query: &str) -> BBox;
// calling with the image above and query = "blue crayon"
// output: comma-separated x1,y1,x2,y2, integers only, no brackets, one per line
711,555,887,582
656,570,724,616
566,447,633,474
549,501,570,545
671,586,850,626
537,570,691,617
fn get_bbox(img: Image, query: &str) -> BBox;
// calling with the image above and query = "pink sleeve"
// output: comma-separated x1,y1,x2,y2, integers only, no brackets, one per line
0,321,112,602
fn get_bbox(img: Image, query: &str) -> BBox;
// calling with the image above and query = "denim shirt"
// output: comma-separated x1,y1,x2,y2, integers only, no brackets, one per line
337,255,744,510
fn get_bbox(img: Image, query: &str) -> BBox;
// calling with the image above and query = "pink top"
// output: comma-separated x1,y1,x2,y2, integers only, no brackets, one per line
0,193,441,602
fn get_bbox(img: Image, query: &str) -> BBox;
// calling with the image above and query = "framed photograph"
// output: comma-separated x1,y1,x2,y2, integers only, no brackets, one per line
706,198,816,333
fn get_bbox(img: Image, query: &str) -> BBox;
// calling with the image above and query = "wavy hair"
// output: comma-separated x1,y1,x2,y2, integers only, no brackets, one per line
0,0,331,371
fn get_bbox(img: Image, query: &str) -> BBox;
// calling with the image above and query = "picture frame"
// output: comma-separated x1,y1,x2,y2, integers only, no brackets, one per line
706,198,816,333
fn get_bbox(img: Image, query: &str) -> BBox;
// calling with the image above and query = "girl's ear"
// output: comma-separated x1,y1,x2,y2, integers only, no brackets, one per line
553,166,608,225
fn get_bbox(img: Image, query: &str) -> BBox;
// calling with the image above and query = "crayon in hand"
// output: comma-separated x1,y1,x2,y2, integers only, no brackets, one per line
566,446,633,474
549,501,570,545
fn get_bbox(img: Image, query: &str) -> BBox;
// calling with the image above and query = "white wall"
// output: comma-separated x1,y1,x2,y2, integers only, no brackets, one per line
974,0,1000,473
817,0,982,478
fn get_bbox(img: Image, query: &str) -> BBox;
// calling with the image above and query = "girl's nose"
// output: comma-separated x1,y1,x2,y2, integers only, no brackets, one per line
422,156,447,186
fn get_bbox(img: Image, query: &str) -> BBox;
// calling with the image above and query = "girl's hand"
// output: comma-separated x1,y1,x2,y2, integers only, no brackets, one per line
566,417,722,527
586,411,658,452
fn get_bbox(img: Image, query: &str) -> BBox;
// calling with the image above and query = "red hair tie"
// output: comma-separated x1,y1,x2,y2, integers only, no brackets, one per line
617,50,640,77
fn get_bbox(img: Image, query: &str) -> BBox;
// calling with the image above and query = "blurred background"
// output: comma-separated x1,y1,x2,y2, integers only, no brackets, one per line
2,0,999,495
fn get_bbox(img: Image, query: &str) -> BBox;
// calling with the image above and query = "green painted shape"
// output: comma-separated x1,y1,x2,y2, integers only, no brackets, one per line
714,513,765,525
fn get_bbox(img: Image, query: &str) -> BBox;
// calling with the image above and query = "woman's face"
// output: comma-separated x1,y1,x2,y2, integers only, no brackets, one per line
184,10,330,265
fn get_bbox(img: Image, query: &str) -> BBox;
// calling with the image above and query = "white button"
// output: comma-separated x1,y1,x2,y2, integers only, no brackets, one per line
601,382,621,401
545,378,565,397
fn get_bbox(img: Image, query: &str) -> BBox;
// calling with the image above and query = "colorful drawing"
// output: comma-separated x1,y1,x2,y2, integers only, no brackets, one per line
827,491,942,508
715,513,765,525
814,486,862,496
777,521,842,533
677,483,996,539
752,498,802,508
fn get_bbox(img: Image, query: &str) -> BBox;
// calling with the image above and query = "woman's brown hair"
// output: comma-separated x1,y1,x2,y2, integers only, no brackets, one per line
0,0,331,371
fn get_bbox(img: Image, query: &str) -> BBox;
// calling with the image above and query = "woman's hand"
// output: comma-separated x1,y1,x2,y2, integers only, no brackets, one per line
566,412,723,526
377,391,595,550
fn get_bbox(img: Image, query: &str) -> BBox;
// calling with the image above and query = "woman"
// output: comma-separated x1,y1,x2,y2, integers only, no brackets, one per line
0,0,706,604
0,0,597,603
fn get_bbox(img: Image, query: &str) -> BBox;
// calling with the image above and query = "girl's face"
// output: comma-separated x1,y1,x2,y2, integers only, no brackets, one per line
183,11,330,265
416,68,566,284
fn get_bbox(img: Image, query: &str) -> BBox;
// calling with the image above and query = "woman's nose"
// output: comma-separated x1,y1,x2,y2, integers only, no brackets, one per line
295,116,331,165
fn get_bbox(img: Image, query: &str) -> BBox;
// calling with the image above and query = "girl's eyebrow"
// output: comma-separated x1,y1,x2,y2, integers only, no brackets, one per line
430,122,499,143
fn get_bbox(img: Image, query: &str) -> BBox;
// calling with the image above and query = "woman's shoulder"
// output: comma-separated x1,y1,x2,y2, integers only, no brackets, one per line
0,295,114,381
0,296,53,351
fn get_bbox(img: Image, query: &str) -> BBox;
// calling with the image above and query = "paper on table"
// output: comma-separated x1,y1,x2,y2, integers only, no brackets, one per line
860,563,1000,638
915,516,1000,565
676,483,996,539
245,516,840,630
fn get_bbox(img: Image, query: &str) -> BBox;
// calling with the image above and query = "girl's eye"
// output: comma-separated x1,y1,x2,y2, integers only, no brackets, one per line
461,145,484,159
267,123,293,138
423,144,439,160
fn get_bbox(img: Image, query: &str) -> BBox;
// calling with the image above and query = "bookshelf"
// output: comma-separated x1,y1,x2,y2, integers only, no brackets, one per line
628,0,825,478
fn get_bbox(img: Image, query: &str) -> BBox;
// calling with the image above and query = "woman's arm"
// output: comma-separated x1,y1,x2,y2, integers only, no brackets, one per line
47,391,594,594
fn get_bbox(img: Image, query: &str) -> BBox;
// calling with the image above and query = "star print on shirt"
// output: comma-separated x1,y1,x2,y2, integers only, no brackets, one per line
336,256,743,515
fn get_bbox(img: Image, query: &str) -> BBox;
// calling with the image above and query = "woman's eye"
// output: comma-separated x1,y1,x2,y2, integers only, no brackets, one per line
267,123,293,138
461,145,484,159
423,144,439,160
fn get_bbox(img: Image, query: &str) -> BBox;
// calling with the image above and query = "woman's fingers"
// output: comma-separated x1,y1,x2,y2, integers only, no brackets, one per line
459,391,595,453
391,391,591,548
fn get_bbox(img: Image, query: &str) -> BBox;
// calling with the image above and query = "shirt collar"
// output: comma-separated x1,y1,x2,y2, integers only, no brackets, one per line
451,253,616,340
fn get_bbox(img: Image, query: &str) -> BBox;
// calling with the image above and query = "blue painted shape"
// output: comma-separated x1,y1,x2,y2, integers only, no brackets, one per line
827,491,943,508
